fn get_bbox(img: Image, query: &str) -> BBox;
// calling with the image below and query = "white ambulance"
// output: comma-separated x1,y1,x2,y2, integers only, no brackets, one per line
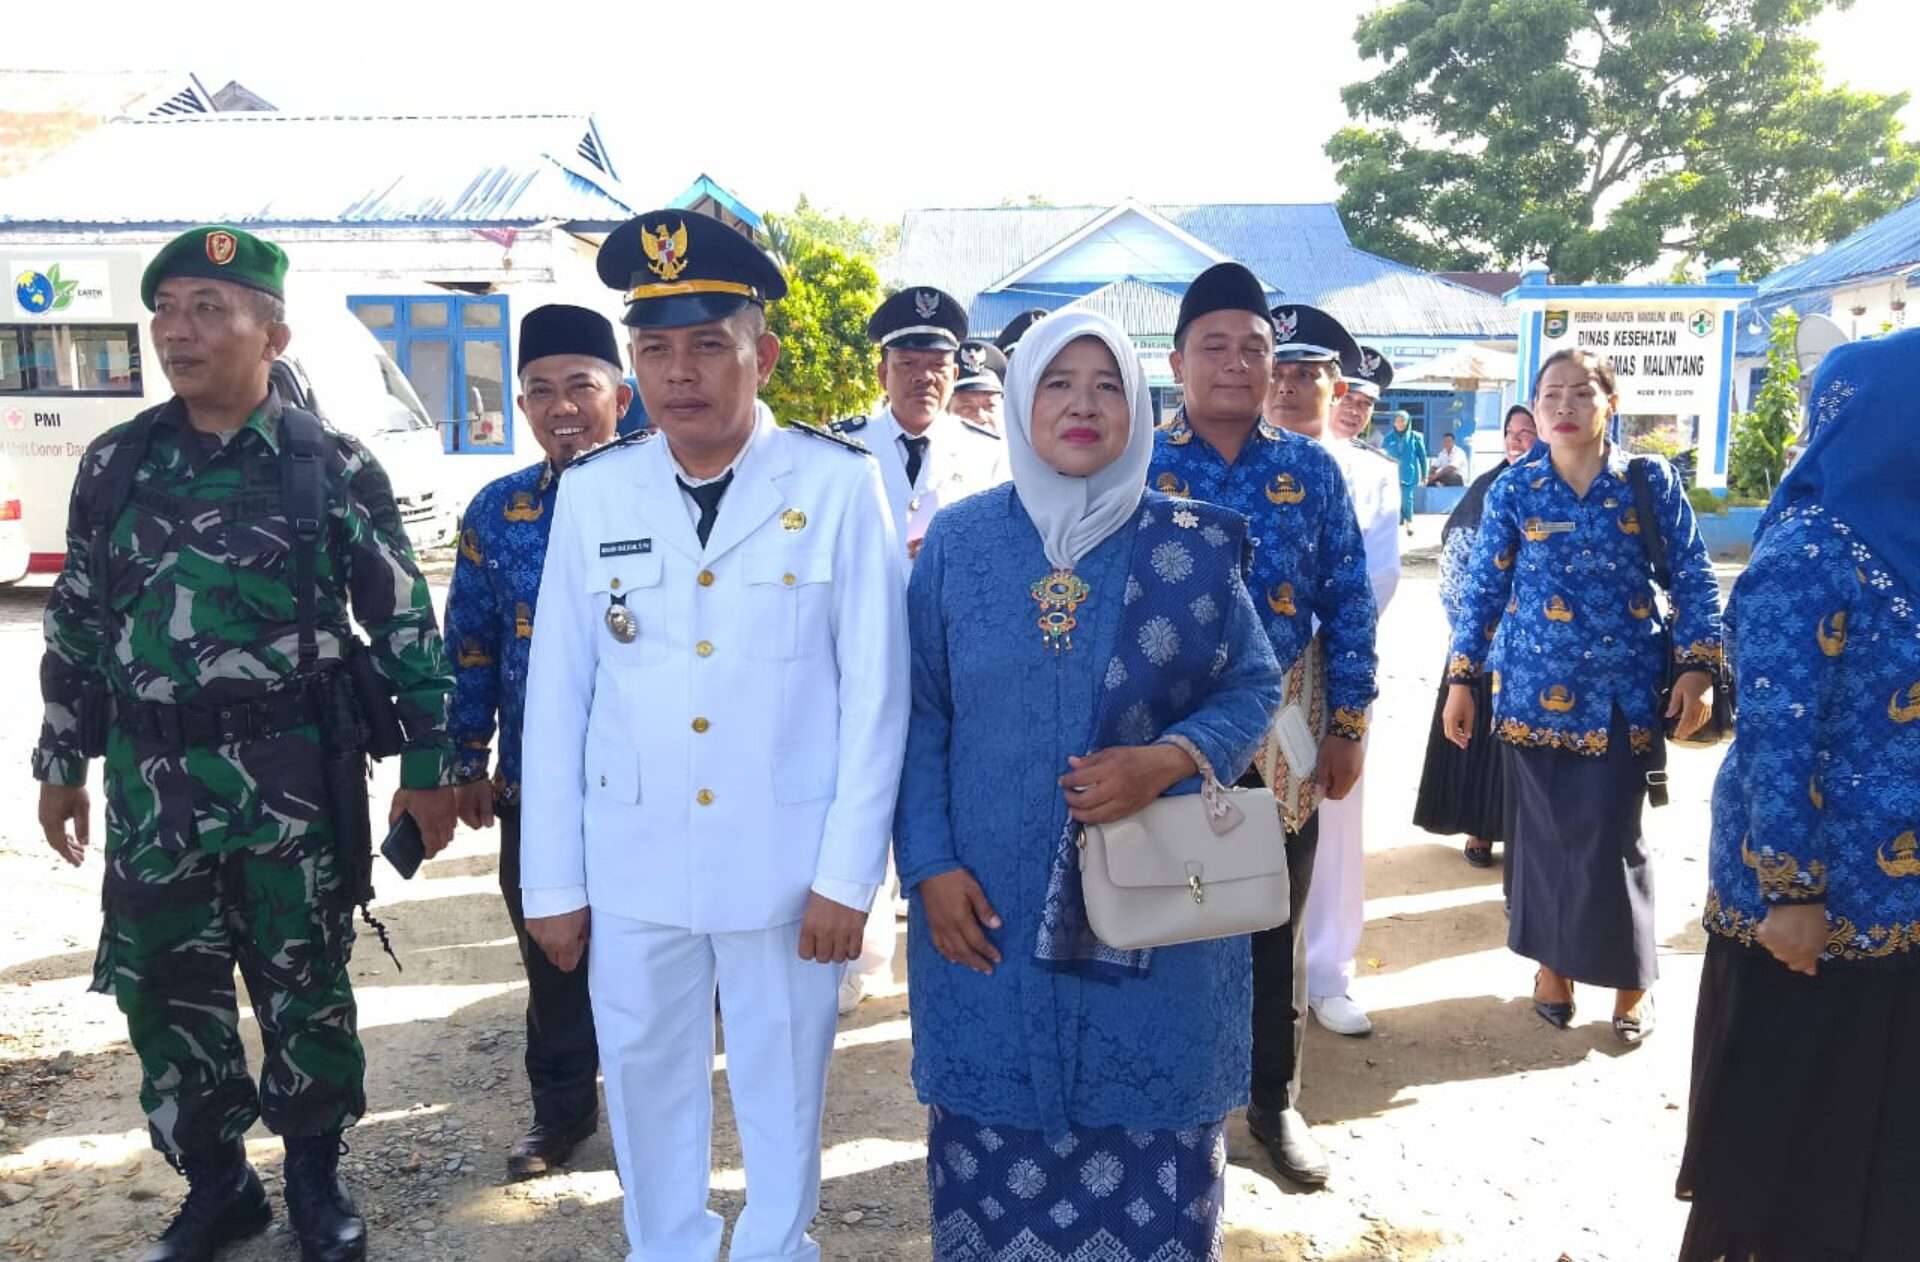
1,248,452,584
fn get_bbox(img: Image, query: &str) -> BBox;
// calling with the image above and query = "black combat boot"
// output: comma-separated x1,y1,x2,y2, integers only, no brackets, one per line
283,1131,368,1262
138,1138,272,1262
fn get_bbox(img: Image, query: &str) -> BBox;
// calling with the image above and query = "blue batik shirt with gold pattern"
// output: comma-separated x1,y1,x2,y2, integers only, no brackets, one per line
445,460,560,798
1149,412,1377,737
1703,504,1920,963
1446,444,1721,757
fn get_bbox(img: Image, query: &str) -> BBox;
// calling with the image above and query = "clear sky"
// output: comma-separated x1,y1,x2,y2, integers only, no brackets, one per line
10,0,1918,225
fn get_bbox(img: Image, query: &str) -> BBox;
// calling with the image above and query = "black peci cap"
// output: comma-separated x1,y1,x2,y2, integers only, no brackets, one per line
867,286,968,351
993,307,1050,354
597,209,787,329
1342,344,1394,399
517,303,621,374
953,340,1007,393
1174,263,1271,345
1269,303,1363,376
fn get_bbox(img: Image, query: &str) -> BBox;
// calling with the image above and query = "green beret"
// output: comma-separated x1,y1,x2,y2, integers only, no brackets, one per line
140,225,288,311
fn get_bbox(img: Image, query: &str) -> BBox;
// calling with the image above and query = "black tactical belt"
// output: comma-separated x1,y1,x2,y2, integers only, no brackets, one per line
116,686,327,751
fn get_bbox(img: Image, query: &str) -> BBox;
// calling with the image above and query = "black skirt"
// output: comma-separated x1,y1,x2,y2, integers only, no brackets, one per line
1413,670,1506,842
1678,935,1920,1261
1503,710,1656,990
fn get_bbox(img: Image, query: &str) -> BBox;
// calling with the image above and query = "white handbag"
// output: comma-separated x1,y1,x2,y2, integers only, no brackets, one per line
1257,634,1327,834
1076,738,1290,950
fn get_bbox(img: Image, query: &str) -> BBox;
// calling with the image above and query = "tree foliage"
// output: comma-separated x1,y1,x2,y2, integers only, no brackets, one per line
1727,308,1802,498
1328,0,1919,281
761,206,884,427
765,195,898,262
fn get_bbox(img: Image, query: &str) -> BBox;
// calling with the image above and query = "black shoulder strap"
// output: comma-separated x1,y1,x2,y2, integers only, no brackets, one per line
1628,456,1672,590
85,409,164,637
276,404,330,670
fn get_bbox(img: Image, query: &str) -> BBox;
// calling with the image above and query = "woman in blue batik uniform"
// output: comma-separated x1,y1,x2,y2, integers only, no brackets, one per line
1382,409,1428,532
895,310,1281,1262
1441,349,1721,1041
1677,330,1920,1262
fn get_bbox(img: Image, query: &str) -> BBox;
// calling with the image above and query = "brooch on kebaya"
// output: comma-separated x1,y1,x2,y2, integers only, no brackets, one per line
1031,569,1091,655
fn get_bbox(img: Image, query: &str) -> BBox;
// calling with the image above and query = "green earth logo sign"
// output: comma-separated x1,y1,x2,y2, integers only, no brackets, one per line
14,265,78,314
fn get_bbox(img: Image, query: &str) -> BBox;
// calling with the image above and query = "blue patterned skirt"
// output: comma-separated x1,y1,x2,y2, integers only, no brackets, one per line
926,1105,1227,1262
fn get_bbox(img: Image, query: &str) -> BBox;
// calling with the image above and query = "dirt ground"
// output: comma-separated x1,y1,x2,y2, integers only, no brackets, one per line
0,550,1735,1262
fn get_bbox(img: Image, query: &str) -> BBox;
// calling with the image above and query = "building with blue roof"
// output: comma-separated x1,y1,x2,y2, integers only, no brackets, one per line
885,198,1517,439
1731,192,1919,407
0,105,759,462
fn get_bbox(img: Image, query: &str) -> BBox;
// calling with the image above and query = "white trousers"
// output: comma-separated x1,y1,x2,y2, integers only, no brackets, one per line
588,911,843,1262
1305,739,1369,1001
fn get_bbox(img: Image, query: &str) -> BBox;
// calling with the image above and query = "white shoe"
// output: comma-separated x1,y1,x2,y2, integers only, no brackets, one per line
837,970,866,1016
1310,994,1373,1037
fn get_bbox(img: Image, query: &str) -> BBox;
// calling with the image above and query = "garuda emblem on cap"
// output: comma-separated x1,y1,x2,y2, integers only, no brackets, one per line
959,344,984,371
1362,351,1382,374
206,231,238,266
642,221,690,282
1274,308,1298,341
914,289,940,319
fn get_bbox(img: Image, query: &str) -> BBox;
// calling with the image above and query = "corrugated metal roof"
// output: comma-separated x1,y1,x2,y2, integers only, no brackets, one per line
1061,280,1184,338
1758,194,1920,299
0,112,635,227
889,202,1512,341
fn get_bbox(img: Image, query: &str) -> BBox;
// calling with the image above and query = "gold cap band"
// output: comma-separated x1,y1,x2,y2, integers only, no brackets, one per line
626,279,760,303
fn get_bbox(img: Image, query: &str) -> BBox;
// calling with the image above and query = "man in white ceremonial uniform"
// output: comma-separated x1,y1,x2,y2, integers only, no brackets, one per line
1266,312,1400,1039
826,286,1007,1012
518,209,907,1262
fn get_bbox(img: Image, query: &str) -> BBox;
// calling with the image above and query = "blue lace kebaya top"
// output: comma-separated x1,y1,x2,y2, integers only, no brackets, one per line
895,487,1280,1138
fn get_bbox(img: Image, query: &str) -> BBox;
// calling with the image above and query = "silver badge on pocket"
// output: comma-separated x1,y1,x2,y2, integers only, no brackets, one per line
605,595,637,644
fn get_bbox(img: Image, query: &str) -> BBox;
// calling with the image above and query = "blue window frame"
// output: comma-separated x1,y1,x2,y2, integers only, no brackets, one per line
348,294,512,455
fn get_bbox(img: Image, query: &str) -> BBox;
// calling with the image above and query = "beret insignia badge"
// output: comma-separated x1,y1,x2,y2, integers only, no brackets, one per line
206,231,238,266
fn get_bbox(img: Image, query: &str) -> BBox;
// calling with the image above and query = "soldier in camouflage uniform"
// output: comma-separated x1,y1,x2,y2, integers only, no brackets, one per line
31,225,458,1262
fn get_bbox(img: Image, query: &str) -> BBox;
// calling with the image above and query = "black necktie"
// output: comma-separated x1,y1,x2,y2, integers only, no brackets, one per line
902,434,930,487
677,472,733,547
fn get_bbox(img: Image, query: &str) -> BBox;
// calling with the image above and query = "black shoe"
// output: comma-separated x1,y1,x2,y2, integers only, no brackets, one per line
283,1131,367,1262
1463,842,1495,869
1245,1103,1329,1187
139,1139,272,1262
507,1115,598,1180
1531,969,1576,1030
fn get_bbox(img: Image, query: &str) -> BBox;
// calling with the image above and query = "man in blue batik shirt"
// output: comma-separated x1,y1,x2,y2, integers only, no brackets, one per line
1149,263,1378,1190
446,303,632,1179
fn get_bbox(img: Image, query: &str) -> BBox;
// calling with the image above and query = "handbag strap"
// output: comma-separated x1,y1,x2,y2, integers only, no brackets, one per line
1627,457,1673,590
1157,733,1246,835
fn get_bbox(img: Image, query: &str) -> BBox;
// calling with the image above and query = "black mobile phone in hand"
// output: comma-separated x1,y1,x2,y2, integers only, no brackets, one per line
380,811,427,880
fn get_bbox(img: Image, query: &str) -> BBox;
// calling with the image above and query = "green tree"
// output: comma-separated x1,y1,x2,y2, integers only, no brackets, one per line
761,213,883,426
765,195,898,261
1328,0,1919,281
1727,309,1801,498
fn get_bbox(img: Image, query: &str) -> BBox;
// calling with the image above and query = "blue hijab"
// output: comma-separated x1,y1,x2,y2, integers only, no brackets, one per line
1759,328,1920,595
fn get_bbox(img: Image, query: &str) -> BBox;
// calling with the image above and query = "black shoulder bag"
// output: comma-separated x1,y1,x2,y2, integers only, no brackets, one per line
1627,458,1735,747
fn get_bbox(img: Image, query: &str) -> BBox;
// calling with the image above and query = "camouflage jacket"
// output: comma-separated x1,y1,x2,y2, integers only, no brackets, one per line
32,395,455,853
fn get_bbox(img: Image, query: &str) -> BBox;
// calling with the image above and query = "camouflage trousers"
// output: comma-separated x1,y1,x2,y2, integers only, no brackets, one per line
90,823,366,1158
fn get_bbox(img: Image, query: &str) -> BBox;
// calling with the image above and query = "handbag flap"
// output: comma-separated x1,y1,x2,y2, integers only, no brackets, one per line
1094,788,1287,889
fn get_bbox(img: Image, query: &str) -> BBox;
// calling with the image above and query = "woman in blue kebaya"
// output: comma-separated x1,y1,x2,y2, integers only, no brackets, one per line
1442,348,1721,1042
895,310,1281,1262
1382,409,1428,532
1677,330,1920,1262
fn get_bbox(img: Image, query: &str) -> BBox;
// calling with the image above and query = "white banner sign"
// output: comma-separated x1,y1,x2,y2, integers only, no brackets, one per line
1539,304,1724,415
10,259,113,319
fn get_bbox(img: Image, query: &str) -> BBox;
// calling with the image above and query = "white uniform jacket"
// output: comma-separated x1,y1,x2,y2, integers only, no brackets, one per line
518,408,910,933
846,404,1009,553
1326,437,1402,613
